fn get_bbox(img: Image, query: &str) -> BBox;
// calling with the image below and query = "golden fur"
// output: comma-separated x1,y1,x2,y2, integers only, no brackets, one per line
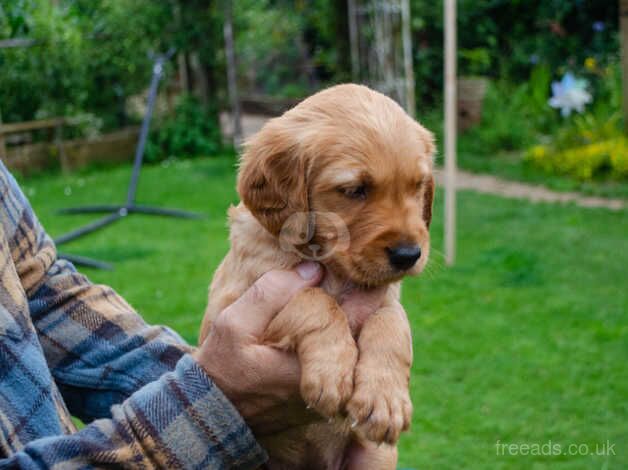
200,84,435,469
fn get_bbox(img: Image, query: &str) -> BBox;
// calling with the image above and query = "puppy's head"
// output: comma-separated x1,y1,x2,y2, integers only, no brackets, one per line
238,84,435,287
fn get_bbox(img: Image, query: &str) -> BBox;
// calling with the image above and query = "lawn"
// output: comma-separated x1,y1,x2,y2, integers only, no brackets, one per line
20,157,628,469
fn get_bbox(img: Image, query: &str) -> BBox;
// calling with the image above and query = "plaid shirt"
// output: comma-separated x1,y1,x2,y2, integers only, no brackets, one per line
0,161,266,469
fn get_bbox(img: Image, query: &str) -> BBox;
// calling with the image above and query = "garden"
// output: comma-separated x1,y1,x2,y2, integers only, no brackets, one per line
2,1,628,469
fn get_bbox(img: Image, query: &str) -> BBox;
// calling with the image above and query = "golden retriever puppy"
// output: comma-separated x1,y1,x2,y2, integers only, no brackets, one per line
200,84,435,469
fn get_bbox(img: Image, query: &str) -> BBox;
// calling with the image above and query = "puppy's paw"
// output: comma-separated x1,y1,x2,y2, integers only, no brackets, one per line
300,335,358,418
347,368,412,445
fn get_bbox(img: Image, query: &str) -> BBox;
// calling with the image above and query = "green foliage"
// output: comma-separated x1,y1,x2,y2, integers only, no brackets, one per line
525,62,627,181
456,56,627,185
0,0,223,133
459,78,546,155
233,0,347,98
526,113,628,181
2,0,621,128
459,48,491,76
0,2,88,122
66,0,168,130
410,0,618,105
145,96,223,162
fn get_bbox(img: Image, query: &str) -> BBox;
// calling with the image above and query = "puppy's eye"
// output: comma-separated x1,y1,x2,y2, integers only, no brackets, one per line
339,184,368,200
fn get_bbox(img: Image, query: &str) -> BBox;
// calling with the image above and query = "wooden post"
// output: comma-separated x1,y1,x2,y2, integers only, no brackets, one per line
444,0,457,266
223,0,242,146
621,0,628,134
190,52,209,107
54,121,69,174
401,0,415,117
347,0,359,81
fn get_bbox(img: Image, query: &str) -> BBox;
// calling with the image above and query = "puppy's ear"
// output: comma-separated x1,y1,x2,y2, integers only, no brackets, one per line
237,122,311,238
422,175,435,229
416,124,436,229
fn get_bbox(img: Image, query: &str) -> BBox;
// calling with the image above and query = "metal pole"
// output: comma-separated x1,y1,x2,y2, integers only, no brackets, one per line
126,55,165,206
444,0,457,265
54,212,121,245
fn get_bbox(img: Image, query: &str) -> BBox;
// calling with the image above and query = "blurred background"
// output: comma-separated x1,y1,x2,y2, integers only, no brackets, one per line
1,1,626,468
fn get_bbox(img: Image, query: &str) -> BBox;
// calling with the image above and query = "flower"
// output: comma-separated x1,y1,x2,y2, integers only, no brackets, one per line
530,145,547,159
584,57,597,71
548,73,592,117
592,21,605,32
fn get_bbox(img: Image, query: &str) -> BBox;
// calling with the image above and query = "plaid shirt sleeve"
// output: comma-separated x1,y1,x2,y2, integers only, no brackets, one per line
0,161,267,468
0,356,266,469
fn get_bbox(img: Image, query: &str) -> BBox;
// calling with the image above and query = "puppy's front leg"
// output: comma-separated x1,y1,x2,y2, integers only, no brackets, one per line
347,297,413,445
264,287,358,418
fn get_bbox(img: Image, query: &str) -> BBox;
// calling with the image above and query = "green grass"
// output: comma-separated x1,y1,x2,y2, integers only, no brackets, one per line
21,157,628,469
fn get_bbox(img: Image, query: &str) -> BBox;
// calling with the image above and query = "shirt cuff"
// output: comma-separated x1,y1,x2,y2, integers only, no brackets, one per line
120,354,268,469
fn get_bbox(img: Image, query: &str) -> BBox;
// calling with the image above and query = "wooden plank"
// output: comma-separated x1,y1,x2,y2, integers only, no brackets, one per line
444,0,457,266
0,38,38,49
4,127,139,175
54,122,69,174
0,118,65,134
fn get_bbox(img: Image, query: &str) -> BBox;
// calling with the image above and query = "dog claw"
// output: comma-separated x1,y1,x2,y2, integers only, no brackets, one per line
351,419,358,428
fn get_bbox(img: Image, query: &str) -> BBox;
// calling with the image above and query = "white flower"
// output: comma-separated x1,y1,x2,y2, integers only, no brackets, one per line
548,73,592,117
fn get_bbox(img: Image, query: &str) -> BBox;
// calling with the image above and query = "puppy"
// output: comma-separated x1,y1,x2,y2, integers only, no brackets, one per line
200,84,435,469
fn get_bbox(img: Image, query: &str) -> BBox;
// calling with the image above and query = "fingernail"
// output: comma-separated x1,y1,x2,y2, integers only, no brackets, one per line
296,261,320,280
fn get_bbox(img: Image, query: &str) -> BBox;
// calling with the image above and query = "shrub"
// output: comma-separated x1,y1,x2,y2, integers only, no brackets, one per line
145,96,223,162
527,138,626,180
0,0,223,133
526,113,628,180
459,79,544,155
525,62,627,181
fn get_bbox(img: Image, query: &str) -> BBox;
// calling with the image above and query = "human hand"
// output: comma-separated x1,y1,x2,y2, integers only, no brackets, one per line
194,262,388,435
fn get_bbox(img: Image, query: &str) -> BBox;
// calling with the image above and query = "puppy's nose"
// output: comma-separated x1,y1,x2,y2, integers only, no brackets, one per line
387,244,421,270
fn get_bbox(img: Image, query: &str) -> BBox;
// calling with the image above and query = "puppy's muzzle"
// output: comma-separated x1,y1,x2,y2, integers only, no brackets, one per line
387,244,421,271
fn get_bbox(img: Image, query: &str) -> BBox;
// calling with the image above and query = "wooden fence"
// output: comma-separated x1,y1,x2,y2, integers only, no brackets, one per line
1,127,140,175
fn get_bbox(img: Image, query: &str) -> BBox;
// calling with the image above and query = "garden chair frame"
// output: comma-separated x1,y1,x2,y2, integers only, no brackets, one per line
55,49,201,270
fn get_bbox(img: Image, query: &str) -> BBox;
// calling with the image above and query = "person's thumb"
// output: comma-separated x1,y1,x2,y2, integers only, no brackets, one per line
224,262,323,338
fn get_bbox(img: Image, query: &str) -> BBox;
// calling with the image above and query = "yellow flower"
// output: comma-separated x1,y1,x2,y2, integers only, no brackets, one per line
530,145,546,159
584,57,597,71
